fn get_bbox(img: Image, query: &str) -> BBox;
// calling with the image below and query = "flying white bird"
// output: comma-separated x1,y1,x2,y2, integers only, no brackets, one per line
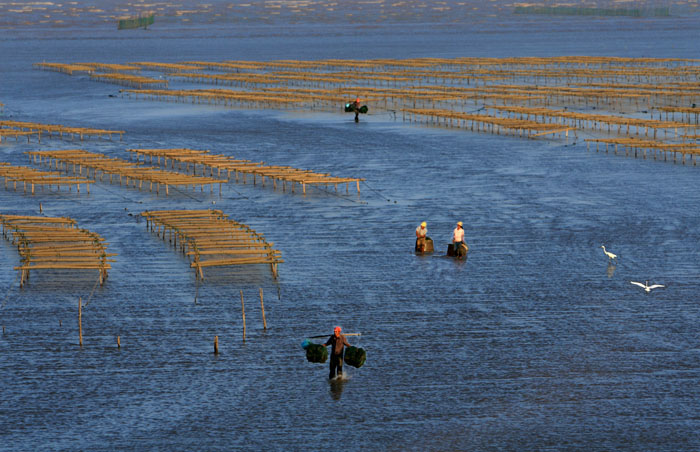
630,280,665,293
601,245,617,262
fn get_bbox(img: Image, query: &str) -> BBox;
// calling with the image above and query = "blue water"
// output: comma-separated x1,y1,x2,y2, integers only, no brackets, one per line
1,5,700,451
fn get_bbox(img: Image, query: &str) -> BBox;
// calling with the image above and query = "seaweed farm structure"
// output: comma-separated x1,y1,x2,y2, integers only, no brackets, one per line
34,56,700,166
0,162,93,194
1,120,125,142
0,129,40,144
117,13,154,30
127,148,365,195
513,6,670,17
25,149,225,196
141,209,282,280
0,215,115,287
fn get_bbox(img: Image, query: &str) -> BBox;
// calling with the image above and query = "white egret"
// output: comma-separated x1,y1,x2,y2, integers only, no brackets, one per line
601,245,617,263
630,280,665,293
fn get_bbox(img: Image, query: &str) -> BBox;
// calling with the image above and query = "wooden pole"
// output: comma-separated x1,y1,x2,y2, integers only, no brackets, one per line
240,290,246,341
260,288,267,330
78,297,83,347
117,335,121,348
214,335,219,354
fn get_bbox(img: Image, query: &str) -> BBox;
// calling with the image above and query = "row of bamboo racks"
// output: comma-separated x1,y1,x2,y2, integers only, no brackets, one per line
0,120,125,141
90,73,168,89
0,161,94,194
484,105,698,139
0,130,40,143
33,56,700,158
140,209,282,280
25,149,225,196
583,138,700,164
0,214,115,287
34,62,142,74
126,148,365,195
402,107,577,140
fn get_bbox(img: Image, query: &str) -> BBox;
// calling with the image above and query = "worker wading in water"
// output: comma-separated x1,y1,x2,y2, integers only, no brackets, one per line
353,97,361,122
323,326,351,379
415,221,428,252
452,221,466,256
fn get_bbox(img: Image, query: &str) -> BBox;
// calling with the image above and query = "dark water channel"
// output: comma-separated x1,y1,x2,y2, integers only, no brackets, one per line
1,14,700,451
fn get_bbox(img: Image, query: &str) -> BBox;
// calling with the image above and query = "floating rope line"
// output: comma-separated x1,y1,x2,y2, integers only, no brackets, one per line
361,180,393,203
81,272,103,309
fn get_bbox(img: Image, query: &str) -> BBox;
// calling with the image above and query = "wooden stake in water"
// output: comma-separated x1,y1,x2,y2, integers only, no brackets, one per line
117,335,121,348
240,290,246,341
259,288,267,330
78,297,83,347
214,335,219,354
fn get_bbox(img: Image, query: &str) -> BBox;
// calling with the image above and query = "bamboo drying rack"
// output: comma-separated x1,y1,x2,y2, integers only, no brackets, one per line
0,214,115,286
1,120,124,141
140,209,283,280
34,56,700,162
25,149,225,196
0,162,93,194
127,148,365,195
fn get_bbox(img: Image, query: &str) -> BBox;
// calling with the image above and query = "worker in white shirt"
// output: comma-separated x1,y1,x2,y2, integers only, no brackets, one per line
452,221,466,256
415,221,428,252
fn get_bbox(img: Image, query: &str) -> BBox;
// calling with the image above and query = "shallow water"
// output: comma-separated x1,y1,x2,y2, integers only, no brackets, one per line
1,9,700,451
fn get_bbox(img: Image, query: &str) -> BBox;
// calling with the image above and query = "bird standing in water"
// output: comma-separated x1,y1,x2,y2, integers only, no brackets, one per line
601,245,617,263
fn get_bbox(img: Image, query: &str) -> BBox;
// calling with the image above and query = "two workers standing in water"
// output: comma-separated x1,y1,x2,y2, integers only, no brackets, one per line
415,221,468,256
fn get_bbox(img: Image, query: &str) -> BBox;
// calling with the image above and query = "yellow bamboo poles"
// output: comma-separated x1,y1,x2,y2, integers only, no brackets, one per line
0,162,94,194
36,56,700,152
0,130,40,143
90,73,168,89
33,62,95,75
654,106,700,124
127,148,365,195
80,63,141,73
25,149,225,196
131,62,203,72
485,105,699,139
584,138,700,164
0,215,116,287
402,107,577,140
140,209,283,280
0,120,124,141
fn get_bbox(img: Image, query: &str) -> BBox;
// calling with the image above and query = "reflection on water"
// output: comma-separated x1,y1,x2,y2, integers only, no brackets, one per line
607,262,617,278
329,377,346,401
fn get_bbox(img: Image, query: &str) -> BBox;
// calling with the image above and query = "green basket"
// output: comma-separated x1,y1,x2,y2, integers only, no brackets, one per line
305,343,328,363
344,346,366,368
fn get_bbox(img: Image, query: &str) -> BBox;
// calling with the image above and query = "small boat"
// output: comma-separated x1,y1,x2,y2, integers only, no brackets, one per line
446,242,468,259
415,237,434,254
